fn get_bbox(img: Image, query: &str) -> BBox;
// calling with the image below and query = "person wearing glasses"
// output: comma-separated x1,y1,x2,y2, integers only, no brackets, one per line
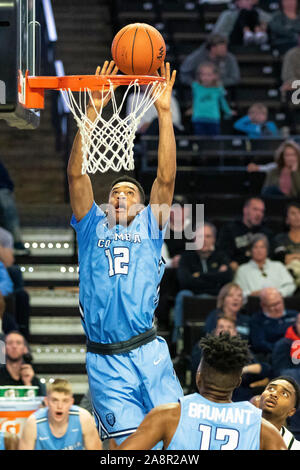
234,233,296,299
249,287,299,361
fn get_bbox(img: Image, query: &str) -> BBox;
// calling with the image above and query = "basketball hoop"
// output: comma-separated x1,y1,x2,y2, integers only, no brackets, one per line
20,72,166,174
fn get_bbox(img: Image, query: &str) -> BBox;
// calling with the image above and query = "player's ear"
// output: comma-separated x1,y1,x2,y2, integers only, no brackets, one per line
288,407,296,419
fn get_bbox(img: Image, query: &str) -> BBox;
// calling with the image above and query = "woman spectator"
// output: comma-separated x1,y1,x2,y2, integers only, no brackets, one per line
272,201,300,288
234,233,296,299
204,282,251,339
261,140,300,198
268,0,300,54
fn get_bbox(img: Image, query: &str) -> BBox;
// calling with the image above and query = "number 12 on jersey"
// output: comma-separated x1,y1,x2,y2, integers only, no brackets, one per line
199,424,239,450
105,247,130,276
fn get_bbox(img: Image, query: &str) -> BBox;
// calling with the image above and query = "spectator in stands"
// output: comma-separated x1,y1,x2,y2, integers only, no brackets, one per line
281,33,300,94
172,222,233,342
261,140,300,198
268,0,300,54
179,34,241,88
252,376,300,449
204,282,251,340
250,287,298,359
189,62,234,136
0,159,28,255
0,227,30,339
155,197,193,330
272,312,300,380
212,0,271,46
217,197,273,271
234,103,279,138
0,331,46,396
272,201,300,288
125,86,183,136
235,234,296,299
0,293,18,340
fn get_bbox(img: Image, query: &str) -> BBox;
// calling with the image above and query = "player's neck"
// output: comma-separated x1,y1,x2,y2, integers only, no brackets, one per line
200,390,232,403
262,411,283,431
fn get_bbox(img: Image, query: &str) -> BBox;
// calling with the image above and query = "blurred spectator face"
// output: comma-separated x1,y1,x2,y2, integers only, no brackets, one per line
210,42,227,58
259,379,297,420
5,333,26,362
283,146,299,170
223,286,244,313
215,318,237,336
260,288,285,318
251,239,268,264
236,0,253,10
0,245,14,267
45,391,74,424
198,65,218,86
282,0,298,11
243,199,265,227
286,205,300,229
194,224,215,252
295,313,300,335
249,108,267,125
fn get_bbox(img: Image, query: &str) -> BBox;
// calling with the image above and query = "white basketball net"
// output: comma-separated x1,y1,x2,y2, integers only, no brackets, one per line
60,79,166,174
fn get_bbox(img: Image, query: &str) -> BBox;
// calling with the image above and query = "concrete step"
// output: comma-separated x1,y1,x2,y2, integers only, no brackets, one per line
28,287,79,307
30,343,86,364
30,316,84,335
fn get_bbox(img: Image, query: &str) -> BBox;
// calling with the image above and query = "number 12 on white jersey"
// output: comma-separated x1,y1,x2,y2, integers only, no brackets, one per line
105,247,130,276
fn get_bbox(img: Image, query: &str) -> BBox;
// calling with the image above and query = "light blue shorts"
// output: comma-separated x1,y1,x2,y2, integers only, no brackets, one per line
86,336,183,444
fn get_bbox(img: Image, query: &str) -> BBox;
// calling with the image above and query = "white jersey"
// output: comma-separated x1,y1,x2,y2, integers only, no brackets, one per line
281,426,300,450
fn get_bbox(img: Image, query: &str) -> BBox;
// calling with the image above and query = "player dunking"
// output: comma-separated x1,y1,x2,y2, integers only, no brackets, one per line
117,333,287,450
68,61,183,444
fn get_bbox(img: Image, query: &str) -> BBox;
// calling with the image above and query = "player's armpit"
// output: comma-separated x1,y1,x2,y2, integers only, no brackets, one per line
260,418,287,450
117,403,179,450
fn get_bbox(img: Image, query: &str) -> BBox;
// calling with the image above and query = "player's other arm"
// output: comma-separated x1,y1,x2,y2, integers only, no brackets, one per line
18,414,37,450
150,62,177,229
79,407,103,450
260,418,287,450
67,61,118,222
117,403,179,450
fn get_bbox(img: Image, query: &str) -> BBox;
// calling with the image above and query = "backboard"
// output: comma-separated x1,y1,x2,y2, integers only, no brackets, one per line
0,0,40,129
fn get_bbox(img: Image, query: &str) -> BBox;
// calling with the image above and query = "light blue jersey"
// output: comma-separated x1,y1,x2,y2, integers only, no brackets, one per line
34,405,84,450
0,432,5,450
71,202,183,443
167,393,262,450
71,203,166,343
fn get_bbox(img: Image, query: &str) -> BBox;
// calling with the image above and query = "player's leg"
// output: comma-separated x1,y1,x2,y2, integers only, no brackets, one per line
86,352,146,445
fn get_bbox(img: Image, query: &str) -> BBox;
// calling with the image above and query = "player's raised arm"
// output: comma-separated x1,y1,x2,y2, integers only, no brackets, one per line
67,61,118,222
260,418,287,450
149,62,177,228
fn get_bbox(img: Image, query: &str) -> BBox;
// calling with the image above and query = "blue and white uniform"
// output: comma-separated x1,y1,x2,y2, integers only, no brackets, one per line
167,393,262,450
34,405,84,450
71,202,183,442
0,431,5,450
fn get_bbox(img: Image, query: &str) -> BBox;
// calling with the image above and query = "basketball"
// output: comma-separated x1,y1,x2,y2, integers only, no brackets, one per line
111,23,166,76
